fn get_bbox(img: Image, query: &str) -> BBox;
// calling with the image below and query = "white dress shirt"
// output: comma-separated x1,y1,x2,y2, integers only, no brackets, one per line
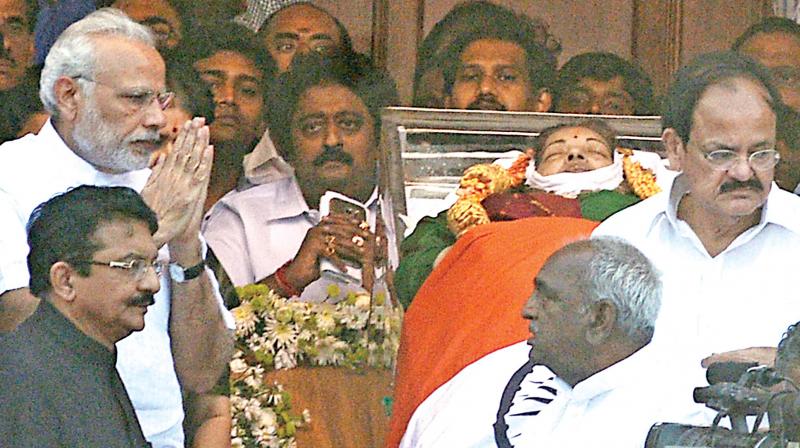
401,341,710,448
594,174,800,363
512,343,710,448
0,121,235,448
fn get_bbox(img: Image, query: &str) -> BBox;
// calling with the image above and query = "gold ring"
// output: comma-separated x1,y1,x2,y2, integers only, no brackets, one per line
324,235,336,256
351,235,365,247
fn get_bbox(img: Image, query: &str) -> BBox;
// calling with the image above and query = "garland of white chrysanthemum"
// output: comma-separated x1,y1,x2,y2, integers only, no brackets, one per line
229,284,403,448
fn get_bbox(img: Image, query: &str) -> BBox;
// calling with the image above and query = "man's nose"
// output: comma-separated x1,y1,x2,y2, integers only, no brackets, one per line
142,100,167,129
522,295,539,320
479,74,497,94
215,81,236,105
324,122,341,147
139,266,161,294
727,156,756,181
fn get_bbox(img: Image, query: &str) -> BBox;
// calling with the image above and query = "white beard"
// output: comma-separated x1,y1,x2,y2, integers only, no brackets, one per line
72,97,160,173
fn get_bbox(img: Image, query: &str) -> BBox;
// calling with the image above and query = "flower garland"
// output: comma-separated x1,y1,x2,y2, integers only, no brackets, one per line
230,284,403,447
447,149,661,237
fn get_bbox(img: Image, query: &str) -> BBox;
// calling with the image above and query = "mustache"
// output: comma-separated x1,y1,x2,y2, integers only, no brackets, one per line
719,178,764,194
467,94,507,111
129,294,155,307
313,144,353,167
127,129,164,148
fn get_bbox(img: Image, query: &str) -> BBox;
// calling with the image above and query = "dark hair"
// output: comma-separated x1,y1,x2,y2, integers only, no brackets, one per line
777,321,800,375
441,23,557,96
171,22,277,88
258,2,354,55
554,52,656,115
267,52,398,160
533,118,617,166
169,23,277,127
164,59,214,119
662,51,782,143
732,16,800,51
413,1,560,106
27,185,158,297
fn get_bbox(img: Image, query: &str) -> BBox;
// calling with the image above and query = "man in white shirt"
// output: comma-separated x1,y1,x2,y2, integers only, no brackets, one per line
594,52,800,372
0,8,234,447
203,54,398,301
401,238,709,447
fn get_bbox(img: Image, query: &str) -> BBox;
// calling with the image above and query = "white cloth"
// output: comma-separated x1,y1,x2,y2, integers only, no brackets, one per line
401,341,711,448
594,174,800,364
525,148,675,198
525,152,624,198
0,120,235,448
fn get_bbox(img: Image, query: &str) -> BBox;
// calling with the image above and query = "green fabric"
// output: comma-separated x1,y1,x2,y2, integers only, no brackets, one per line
394,190,640,309
395,211,454,309
579,190,641,222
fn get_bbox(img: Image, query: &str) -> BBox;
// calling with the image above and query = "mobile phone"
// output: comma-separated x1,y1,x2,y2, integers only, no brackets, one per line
328,198,367,222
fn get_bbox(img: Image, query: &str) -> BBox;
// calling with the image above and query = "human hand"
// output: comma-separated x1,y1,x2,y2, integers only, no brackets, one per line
141,118,213,249
282,213,373,290
701,346,777,368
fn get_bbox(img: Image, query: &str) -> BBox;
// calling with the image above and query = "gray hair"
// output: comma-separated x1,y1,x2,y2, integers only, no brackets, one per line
572,236,661,341
39,8,155,117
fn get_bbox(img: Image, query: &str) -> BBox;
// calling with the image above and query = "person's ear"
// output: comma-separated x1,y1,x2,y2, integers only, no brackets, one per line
530,88,552,112
49,261,78,303
53,76,82,122
662,128,686,172
585,299,617,344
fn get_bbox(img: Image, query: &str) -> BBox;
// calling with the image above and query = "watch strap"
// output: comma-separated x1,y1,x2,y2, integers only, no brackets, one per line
172,260,206,282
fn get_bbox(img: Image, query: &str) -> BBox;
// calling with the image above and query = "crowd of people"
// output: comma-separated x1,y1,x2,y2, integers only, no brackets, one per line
0,0,799,447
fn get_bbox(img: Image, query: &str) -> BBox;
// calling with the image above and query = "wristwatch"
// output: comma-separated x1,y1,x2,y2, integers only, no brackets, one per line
168,260,206,283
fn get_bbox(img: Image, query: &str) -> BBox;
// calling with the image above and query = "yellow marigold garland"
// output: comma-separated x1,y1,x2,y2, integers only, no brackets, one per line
447,148,661,237
618,147,662,199
446,154,530,237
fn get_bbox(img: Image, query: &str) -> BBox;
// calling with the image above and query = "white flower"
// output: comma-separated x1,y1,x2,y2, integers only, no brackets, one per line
297,329,313,341
316,311,336,333
230,357,248,374
315,336,348,366
274,349,297,369
257,408,277,434
354,293,372,308
233,303,258,336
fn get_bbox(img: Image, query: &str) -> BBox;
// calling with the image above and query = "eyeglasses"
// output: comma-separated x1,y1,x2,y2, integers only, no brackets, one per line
73,75,175,113
700,148,781,171
73,259,163,281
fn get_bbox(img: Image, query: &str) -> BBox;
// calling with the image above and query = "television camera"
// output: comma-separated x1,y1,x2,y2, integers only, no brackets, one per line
645,362,800,447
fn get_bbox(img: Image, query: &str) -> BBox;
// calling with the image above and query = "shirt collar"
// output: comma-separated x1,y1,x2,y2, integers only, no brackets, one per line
569,342,656,403
31,299,117,366
241,128,295,187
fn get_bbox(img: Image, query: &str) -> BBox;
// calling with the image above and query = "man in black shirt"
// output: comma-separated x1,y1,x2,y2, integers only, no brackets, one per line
0,185,160,447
